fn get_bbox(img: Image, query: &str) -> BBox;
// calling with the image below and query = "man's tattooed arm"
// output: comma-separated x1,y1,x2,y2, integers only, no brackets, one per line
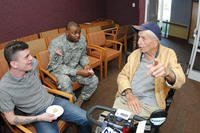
13,115,38,125
4,111,38,125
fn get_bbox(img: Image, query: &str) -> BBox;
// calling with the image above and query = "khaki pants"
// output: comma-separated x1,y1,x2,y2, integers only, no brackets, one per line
113,95,159,118
95,95,159,133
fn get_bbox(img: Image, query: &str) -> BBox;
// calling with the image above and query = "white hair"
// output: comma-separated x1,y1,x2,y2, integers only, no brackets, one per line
145,30,160,42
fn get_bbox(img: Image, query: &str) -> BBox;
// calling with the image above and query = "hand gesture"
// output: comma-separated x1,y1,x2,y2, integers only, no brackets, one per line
147,59,169,78
84,65,91,70
88,69,94,76
55,48,63,56
77,69,91,77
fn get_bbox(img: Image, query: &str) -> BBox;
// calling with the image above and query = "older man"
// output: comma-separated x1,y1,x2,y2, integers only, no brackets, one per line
113,22,185,118
47,21,98,105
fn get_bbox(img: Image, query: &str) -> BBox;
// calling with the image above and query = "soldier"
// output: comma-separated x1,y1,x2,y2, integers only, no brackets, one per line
47,21,98,106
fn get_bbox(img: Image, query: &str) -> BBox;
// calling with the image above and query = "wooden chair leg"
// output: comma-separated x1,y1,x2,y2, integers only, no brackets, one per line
124,38,127,52
118,55,122,69
72,124,78,133
104,61,108,78
99,63,103,80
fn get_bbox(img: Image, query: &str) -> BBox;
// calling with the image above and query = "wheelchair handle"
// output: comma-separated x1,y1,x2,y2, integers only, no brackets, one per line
133,115,150,125
86,105,116,127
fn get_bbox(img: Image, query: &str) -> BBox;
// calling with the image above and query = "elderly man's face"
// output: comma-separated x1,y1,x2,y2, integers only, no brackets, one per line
137,30,158,53
67,25,81,42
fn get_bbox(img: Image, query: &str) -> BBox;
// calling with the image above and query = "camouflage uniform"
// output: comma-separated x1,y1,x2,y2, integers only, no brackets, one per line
47,34,98,100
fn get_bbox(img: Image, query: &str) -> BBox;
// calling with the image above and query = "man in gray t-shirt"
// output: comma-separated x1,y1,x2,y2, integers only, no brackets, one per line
0,41,91,133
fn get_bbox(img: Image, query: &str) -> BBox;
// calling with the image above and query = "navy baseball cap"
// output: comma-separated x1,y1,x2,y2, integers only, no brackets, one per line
132,22,161,40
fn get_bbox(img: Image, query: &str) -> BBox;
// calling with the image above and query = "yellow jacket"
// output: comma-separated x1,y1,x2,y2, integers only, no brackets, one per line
117,44,185,109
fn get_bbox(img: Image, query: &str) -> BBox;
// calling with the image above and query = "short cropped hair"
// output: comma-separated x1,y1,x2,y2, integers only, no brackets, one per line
4,41,29,67
67,21,80,30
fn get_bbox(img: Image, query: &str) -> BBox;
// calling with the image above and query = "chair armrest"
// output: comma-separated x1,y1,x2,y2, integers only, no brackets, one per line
105,40,123,52
39,67,58,82
104,32,116,40
87,44,104,61
104,32,115,36
46,87,74,102
16,125,32,133
165,88,176,112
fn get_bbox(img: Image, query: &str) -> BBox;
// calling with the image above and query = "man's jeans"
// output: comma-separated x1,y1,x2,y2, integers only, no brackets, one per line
33,96,91,133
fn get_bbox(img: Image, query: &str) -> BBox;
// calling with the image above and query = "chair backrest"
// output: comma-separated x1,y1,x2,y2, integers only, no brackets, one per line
39,29,59,38
86,26,101,33
87,31,106,47
58,27,67,33
16,34,39,42
0,49,4,58
36,50,49,69
45,33,64,47
0,56,8,79
92,20,114,28
117,25,128,39
0,41,14,50
26,38,48,57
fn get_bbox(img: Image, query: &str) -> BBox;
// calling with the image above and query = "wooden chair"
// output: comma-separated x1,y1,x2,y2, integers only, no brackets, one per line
39,29,59,39
91,20,114,29
86,26,101,33
0,55,77,133
58,27,67,33
0,49,4,59
26,38,48,57
87,44,104,80
0,56,8,79
45,33,64,47
87,31,122,78
36,50,81,92
0,40,14,50
115,25,128,52
16,34,39,42
103,24,119,44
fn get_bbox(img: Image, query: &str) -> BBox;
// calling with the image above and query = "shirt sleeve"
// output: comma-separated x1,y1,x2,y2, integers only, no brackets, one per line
79,36,89,67
0,90,15,113
167,49,185,89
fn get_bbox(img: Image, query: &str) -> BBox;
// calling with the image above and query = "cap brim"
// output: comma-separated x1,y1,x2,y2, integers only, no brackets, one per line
132,25,144,31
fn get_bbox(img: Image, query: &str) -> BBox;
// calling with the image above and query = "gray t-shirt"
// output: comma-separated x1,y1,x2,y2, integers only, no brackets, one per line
131,55,158,107
0,59,54,115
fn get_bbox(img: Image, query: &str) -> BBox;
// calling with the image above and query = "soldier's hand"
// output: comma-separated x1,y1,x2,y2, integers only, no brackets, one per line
84,65,91,70
88,69,94,76
55,48,63,56
77,69,91,77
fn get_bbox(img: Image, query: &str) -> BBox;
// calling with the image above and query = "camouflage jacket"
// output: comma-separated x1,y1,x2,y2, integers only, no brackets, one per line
47,34,89,76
